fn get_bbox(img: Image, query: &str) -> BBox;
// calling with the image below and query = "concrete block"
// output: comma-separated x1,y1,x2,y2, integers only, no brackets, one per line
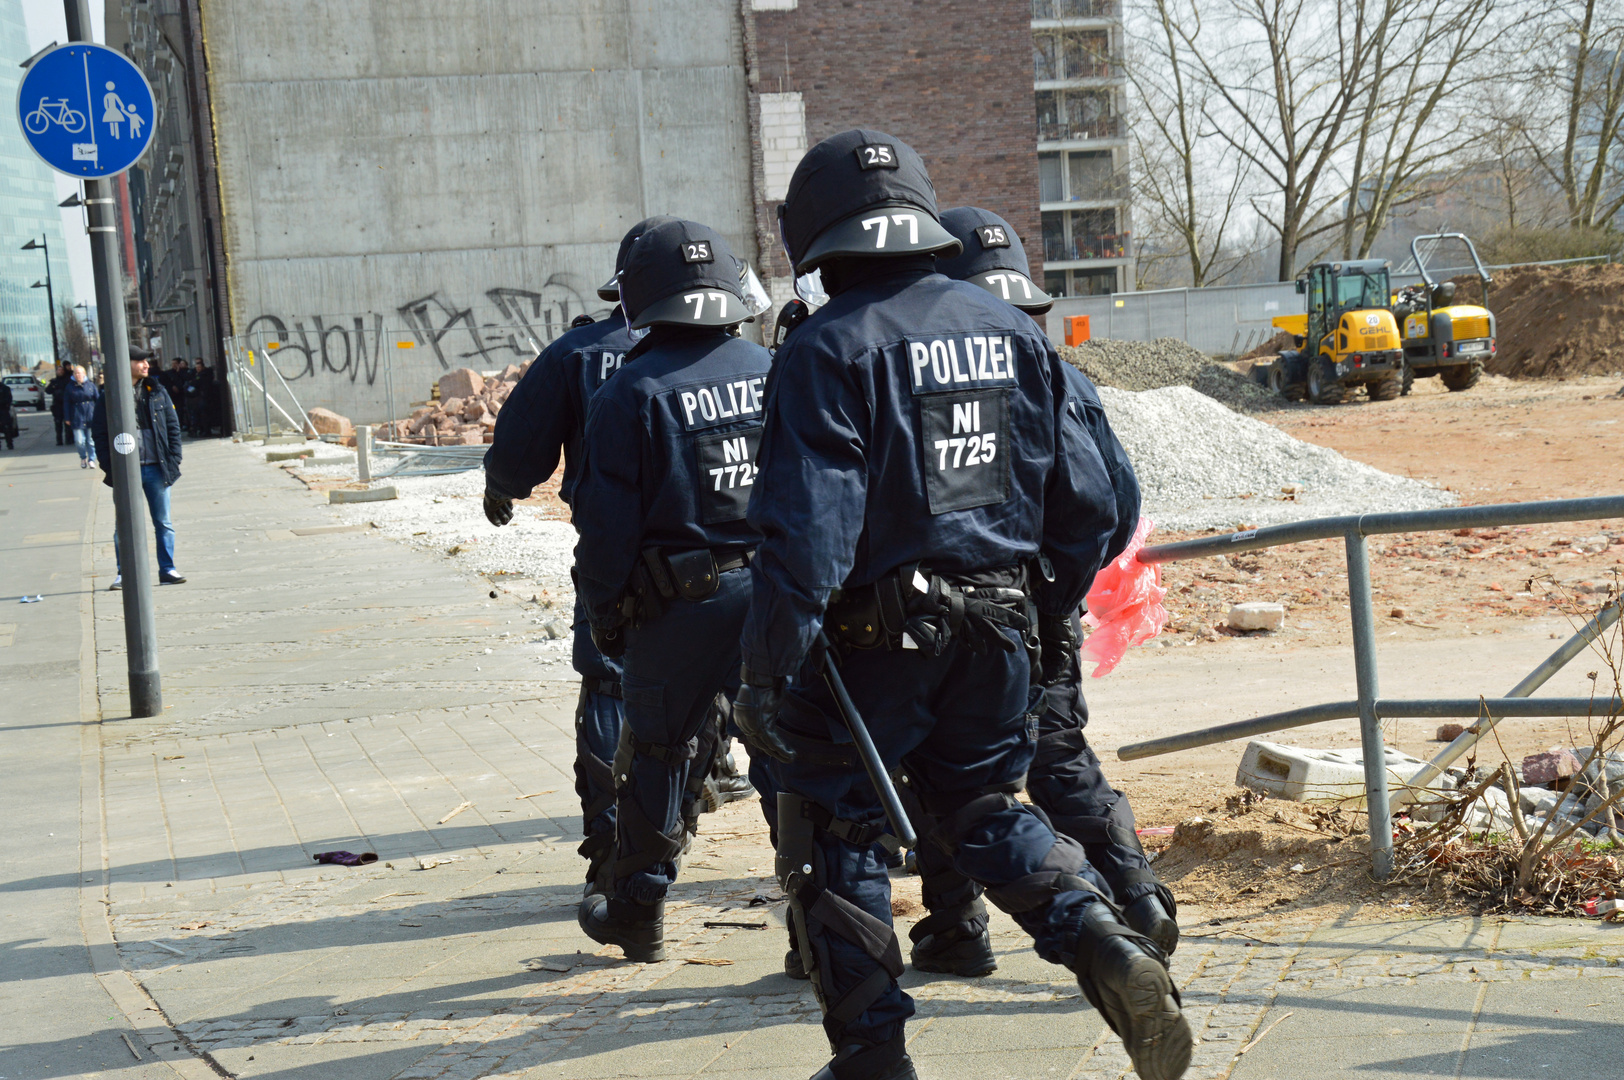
329,486,397,504
1228,602,1285,631
1237,740,1430,806
1522,749,1582,785
438,369,484,402
264,434,307,445
304,406,353,438
266,448,314,462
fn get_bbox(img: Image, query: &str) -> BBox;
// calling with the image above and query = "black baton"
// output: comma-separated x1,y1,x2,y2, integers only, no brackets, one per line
815,631,918,850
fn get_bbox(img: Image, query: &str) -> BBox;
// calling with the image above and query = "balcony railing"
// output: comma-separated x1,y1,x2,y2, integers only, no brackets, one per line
1037,116,1123,142
1043,232,1131,262
1034,53,1122,81
1033,0,1121,18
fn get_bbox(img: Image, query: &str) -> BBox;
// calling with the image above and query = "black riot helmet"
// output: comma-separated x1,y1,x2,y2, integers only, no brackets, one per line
619,219,748,330
597,215,681,301
777,129,961,275
937,207,1053,315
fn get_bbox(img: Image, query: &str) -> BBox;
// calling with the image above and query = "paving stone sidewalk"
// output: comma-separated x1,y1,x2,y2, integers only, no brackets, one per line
69,441,1624,1080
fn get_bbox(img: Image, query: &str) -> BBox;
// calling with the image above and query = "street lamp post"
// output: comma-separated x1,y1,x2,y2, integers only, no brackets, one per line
22,237,60,367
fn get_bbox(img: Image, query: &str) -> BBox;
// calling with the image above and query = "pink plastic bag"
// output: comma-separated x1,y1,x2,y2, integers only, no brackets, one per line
1079,516,1168,677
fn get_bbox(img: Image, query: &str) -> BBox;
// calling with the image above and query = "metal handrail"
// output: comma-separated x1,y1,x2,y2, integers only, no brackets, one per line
1123,494,1624,879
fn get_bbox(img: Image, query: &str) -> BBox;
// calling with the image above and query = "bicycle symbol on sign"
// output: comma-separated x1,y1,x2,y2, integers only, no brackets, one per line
24,97,87,135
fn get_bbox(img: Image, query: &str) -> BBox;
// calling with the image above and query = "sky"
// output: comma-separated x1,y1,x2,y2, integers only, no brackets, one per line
19,0,105,303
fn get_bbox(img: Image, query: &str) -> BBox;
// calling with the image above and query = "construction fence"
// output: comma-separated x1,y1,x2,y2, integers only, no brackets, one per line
1041,254,1617,357
221,323,536,435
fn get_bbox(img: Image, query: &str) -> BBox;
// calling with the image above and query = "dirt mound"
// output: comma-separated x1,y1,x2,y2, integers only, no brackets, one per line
1479,263,1624,379
1061,337,1281,412
1149,800,1379,917
1238,330,1295,362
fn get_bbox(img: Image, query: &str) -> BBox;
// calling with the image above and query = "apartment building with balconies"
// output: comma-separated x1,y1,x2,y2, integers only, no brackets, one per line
1032,0,1133,297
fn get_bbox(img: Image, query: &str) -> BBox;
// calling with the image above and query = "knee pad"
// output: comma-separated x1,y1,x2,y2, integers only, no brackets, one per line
776,793,904,1033
919,787,1110,918
611,733,699,891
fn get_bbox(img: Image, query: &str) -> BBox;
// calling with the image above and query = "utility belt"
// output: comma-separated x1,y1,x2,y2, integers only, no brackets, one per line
620,544,754,625
825,562,1035,658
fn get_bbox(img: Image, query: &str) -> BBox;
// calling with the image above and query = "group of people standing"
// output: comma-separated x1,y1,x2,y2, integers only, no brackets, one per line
43,357,215,463
484,129,1190,1080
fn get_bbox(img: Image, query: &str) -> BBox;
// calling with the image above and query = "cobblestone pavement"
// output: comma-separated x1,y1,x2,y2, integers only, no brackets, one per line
60,442,1624,1080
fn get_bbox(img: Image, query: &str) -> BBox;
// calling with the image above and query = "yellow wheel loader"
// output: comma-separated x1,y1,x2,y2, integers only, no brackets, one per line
1389,232,1496,394
1257,259,1404,405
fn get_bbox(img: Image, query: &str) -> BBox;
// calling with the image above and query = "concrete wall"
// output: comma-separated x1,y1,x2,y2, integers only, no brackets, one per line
198,0,758,417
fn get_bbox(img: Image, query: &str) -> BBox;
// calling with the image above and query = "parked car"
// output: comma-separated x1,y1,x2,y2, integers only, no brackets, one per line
1,373,45,411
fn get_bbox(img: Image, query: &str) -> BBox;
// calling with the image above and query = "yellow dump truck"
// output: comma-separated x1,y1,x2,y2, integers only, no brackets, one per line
1389,232,1496,394
1258,259,1404,404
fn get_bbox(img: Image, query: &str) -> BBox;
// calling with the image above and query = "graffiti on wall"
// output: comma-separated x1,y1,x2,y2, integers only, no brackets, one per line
243,276,612,384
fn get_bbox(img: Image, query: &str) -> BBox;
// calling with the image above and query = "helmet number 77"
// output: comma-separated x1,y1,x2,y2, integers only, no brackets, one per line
861,213,919,248
683,291,731,320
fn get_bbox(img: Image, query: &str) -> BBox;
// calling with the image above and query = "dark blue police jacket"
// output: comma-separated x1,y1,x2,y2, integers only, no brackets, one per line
573,327,773,626
740,267,1121,678
483,310,635,508
1057,360,1141,566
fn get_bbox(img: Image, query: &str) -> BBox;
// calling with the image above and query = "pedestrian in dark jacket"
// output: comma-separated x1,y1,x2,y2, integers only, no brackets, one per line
187,358,215,436
93,351,186,588
164,358,190,432
46,363,70,445
0,380,14,450
63,364,101,467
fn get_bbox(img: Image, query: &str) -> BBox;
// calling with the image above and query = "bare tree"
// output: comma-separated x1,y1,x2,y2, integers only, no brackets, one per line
1338,0,1511,259
1520,0,1624,229
1128,0,1256,286
59,301,93,371
0,338,20,374
1183,0,1382,280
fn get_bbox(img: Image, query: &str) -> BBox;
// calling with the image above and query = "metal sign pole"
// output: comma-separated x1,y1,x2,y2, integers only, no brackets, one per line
64,0,161,717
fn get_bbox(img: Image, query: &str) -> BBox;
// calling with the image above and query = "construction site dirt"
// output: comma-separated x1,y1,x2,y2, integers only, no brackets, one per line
1100,370,1623,926
1478,262,1624,379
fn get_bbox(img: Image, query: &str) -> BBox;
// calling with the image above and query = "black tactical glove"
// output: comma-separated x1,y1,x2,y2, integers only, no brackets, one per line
1038,611,1081,687
734,665,794,763
590,623,626,659
483,489,514,527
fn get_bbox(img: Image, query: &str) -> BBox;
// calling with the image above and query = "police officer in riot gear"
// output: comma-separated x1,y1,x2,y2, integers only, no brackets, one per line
929,207,1180,961
573,220,774,962
484,216,752,901
734,132,1192,1080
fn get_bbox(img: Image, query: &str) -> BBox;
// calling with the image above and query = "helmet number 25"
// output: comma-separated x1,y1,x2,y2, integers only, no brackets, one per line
683,291,731,320
861,213,920,249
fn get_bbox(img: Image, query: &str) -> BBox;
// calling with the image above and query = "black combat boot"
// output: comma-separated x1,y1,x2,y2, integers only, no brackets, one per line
701,747,756,813
578,895,665,963
809,1036,917,1080
1073,902,1191,1080
1122,891,1180,957
909,919,997,977
908,897,997,977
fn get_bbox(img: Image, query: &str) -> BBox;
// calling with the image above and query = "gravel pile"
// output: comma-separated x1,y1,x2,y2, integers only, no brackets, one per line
1098,385,1457,530
1062,338,1279,413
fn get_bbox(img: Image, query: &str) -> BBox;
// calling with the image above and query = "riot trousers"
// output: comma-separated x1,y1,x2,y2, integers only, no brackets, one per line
572,592,625,891
774,628,1110,1052
905,684,1171,953
611,567,752,903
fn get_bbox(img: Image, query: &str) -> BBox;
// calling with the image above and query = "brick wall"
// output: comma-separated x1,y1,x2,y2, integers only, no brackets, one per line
743,0,1040,288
